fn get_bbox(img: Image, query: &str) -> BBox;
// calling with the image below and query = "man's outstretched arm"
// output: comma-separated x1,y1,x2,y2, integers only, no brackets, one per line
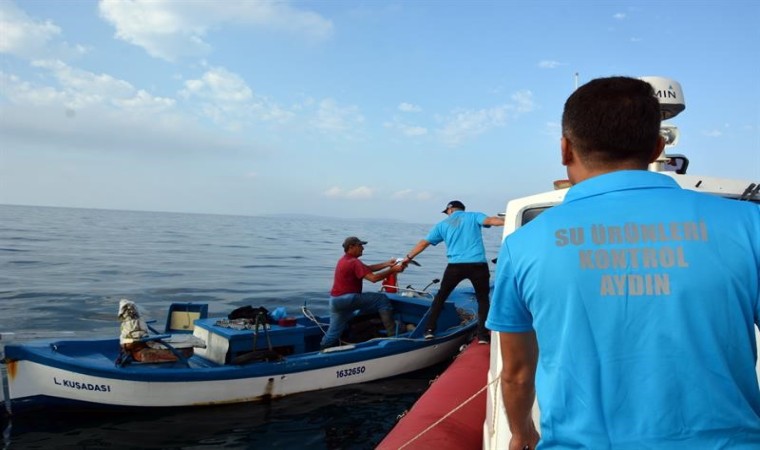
404,240,430,261
484,215,505,227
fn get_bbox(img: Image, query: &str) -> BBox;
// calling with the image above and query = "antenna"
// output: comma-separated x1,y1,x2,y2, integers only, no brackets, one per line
574,72,579,90
639,77,687,172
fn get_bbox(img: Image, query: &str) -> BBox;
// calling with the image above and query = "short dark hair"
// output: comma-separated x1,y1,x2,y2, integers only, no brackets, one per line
562,77,661,167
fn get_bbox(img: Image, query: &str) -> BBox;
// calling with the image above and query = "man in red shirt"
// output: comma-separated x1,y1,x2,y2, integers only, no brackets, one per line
320,236,405,349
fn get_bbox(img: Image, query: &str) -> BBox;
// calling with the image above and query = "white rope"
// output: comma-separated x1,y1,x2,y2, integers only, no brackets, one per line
301,304,329,336
489,373,502,442
396,371,500,449
380,285,434,299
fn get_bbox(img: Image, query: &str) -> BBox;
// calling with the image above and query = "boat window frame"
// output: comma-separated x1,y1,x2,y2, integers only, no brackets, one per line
521,207,551,226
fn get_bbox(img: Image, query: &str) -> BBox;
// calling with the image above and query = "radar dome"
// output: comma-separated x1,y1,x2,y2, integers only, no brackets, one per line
639,76,685,120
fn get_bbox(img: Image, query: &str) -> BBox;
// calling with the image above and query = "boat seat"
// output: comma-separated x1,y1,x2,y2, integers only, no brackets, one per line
164,303,208,334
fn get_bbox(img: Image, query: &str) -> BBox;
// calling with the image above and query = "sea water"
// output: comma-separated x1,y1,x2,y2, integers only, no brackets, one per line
0,204,502,449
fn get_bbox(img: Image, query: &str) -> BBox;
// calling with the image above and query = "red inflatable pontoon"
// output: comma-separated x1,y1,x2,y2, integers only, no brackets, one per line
377,338,489,449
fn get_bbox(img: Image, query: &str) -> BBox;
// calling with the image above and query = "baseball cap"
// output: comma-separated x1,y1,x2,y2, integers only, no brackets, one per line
442,200,466,213
342,236,367,250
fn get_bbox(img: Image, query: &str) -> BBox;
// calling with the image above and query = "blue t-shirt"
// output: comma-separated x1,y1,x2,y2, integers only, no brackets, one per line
486,170,760,448
426,210,489,263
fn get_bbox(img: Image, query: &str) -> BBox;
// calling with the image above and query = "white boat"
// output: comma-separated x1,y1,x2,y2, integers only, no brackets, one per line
484,76,760,448
0,278,479,414
377,76,760,448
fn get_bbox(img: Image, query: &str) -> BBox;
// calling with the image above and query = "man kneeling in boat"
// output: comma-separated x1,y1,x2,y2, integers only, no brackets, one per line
321,236,406,349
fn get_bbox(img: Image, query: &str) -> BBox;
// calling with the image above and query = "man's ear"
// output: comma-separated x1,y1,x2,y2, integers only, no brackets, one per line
649,136,666,163
561,136,573,166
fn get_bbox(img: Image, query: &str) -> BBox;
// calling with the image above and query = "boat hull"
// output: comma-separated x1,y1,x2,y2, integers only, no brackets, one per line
5,333,470,412
3,287,481,413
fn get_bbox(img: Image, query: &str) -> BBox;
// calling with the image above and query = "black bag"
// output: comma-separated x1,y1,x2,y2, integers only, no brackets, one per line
228,305,270,321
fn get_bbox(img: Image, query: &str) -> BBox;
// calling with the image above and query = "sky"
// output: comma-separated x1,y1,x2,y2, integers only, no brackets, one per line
1,0,758,224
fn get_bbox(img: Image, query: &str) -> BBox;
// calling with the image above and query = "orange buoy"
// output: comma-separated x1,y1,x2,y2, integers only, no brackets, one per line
383,272,398,293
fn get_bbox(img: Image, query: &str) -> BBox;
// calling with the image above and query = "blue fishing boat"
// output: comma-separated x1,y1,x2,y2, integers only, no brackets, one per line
1,279,478,414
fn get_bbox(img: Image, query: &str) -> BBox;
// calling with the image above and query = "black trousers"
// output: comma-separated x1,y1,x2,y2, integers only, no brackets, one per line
425,262,490,339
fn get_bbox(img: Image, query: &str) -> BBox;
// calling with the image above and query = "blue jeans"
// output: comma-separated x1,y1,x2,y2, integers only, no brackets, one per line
320,292,392,348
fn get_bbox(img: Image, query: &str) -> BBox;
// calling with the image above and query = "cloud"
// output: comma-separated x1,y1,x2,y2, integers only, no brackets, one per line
114,89,176,111
98,0,334,62
438,107,507,146
391,189,432,200
8,56,356,140
160,67,365,139
0,97,248,157
0,1,60,57
398,102,421,112
324,186,374,199
384,118,428,137
544,121,562,137
538,60,563,69
391,189,413,199
511,90,536,113
436,90,535,146
310,98,365,134
0,67,251,157
324,186,343,197
0,1,86,60
702,129,723,138
180,66,298,130
181,67,252,129
4,61,174,113
0,71,66,105
613,13,626,20
399,124,427,136
182,67,253,103
388,91,536,145
346,186,373,198
32,60,134,100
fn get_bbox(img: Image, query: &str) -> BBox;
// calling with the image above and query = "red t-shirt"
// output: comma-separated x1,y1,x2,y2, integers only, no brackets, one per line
330,254,372,297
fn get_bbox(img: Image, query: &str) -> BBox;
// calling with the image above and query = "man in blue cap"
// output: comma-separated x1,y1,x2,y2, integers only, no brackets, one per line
404,201,504,343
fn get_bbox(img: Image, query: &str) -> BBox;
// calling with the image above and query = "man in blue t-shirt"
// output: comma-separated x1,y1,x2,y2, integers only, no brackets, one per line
404,201,504,343
486,77,760,449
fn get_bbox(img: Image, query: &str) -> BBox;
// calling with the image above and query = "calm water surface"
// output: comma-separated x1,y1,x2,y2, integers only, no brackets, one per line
0,204,502,449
